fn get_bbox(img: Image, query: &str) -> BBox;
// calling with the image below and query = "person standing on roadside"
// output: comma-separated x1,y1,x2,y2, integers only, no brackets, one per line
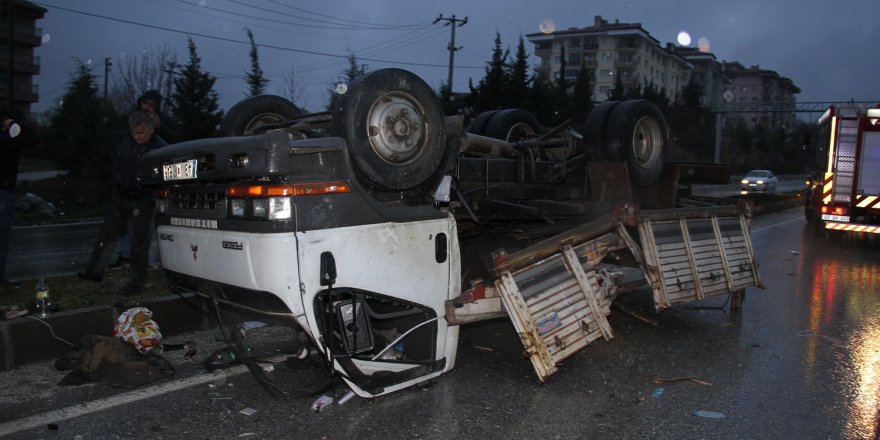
0,111,40,289
108,90,180,271
78,111,166,295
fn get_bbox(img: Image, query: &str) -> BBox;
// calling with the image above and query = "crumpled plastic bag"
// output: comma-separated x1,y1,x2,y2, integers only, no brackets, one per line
113,307,162,354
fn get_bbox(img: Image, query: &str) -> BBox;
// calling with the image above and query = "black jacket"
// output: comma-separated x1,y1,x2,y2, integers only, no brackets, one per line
111,133,166,199
0,121,41,191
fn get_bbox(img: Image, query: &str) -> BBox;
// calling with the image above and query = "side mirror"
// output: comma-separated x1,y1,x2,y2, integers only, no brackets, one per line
334,299,374,354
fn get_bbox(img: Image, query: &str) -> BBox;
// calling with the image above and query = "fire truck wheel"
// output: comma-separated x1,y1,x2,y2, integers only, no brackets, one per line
331,68,446,191
467,110,500,135
605,99,668,186
219,95,304,136
581,101,619,158
483,109,541,142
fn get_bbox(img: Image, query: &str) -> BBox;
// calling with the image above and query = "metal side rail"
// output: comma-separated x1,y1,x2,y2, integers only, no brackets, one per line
632,205,763,311
489,206,636,382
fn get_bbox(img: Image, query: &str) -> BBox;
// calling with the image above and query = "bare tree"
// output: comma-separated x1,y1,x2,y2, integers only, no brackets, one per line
279,64,307,110
109,45,178,112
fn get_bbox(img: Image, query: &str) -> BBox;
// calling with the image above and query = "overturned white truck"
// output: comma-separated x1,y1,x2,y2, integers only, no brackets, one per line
140,69,761,398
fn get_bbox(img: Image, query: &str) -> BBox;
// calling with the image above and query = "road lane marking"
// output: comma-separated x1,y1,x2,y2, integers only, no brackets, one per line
0,362,258,437
752,216,805,235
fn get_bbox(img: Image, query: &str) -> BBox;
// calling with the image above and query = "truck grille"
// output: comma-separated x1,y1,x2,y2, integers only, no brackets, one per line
173,192,224,211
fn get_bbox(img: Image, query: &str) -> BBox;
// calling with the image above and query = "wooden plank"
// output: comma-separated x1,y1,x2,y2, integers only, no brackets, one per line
562,245,613,341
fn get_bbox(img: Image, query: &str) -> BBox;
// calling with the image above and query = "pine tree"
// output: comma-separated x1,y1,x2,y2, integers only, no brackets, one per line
169,37,223,140
244,28,268,97
571,64,593,121
46,60,121,184
473,32,510,113
509,36,530,108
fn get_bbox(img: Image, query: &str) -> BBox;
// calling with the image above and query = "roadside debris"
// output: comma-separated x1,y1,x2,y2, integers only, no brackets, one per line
650,376,712,386
0,305,27,320
651,387,665,399
113,307,163,354
239,407,258,416
693,410,726,419
55,334,174,388
337,390,356,405
311,395,334,412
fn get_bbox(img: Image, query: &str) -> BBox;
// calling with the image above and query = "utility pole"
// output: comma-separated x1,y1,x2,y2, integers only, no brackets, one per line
103,57,111,101
434,14,467,92
164,62,178,99
6,0,14,112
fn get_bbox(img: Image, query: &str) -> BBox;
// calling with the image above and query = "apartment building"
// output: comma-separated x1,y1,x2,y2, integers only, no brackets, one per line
720,61,800,129
526,16,692,103
0,0,46,115
526,16,801,131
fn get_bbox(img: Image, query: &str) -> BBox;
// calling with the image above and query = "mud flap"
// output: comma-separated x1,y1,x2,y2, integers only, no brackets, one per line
632,208,762,311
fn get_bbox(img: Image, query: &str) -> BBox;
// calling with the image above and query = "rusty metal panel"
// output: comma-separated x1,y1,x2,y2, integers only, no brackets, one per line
495,233,621,382
637,211,761,310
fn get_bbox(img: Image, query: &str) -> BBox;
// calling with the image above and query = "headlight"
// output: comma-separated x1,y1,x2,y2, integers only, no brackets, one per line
741,179,749,184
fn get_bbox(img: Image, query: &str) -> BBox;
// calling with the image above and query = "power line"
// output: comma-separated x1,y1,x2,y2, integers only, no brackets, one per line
260,0,431,28
34,2,484,70
226,0,431,30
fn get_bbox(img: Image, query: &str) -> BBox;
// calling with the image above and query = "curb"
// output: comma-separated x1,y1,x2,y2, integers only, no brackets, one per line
0,293,213,371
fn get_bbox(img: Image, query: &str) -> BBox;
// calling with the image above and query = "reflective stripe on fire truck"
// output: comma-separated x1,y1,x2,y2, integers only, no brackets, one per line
856,195,880,209
822,173,834,204
825,222,880,234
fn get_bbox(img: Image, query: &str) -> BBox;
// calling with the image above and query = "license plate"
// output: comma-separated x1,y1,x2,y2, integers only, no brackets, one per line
163,159,199,181
821,214,850,222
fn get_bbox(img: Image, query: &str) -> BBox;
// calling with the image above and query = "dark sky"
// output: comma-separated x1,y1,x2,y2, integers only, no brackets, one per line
31,0,880,115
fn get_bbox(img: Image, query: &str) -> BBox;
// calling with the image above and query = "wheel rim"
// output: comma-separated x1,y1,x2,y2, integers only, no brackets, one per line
244,113,286,135
630,116,663,168
366,91,427,164
505,122,536,142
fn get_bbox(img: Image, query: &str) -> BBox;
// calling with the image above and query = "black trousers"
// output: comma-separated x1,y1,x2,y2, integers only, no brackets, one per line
85,191,154,288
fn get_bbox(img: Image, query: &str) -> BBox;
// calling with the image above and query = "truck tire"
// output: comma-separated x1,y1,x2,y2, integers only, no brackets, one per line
580,101,620,158
219,95,304,136
331,68,445,191
605,100,668,186
467,110,500,135
482,108,541,142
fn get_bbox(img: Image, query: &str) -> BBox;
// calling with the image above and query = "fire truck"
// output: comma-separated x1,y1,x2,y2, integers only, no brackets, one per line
806,105,880,234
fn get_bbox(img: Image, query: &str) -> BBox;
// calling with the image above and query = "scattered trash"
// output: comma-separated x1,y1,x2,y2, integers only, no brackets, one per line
651,387,664,399
789,250,800,255
474,345,494,353
16,192,61,216
113,307,163,354
337,390,356,405
209,370,227,388
74,436,84,440
241,321,269,331
312,395,334,412
693,410,726,419
239,407,258,416
650,376,712,386
262,365,275,373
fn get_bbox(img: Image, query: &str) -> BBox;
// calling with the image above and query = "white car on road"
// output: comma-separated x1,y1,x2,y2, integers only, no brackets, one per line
741,169,778,192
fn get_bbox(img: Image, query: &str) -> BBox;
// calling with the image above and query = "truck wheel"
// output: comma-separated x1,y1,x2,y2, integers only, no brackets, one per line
331,68,445,191
482,109,541,142
467,110,500,135
605,100,668,186
581,101,620,158
219,95,304,136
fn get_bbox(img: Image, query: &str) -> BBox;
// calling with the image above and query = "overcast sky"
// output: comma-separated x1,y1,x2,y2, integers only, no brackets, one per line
30,0,880,115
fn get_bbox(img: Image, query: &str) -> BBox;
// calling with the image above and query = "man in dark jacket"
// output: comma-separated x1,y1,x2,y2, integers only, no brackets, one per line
0,112,40,288
78,111,167,295
136,89,179,144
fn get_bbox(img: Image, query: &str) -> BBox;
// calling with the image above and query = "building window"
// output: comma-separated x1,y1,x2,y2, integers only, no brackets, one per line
583,54,595,66
599,85,611,95
568,53,580,66
599,69,613,79
602,52,614,61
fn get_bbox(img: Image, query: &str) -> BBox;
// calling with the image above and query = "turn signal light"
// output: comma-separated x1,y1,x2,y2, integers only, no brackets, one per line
226,182,350,220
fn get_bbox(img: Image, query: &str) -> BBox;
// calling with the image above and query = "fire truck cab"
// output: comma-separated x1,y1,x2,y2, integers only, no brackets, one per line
806,104,880,234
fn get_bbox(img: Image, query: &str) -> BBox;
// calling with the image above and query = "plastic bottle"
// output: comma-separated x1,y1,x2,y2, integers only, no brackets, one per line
34,278,49,318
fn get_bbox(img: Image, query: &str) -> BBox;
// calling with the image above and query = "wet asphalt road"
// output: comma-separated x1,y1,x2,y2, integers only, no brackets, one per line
2,206,880,439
